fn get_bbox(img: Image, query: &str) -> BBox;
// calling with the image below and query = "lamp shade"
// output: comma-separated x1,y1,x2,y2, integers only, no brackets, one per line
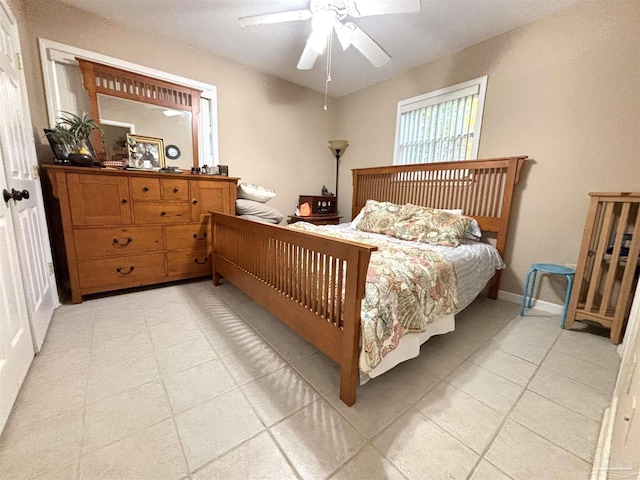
328,140,349,154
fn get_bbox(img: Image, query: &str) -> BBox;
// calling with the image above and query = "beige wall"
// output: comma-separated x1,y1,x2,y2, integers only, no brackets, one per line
18,0,336,216
14,0,640,304
336,0,640,303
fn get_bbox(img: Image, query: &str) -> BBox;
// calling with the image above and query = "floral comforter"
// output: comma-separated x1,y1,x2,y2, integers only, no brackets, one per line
289,223,458,373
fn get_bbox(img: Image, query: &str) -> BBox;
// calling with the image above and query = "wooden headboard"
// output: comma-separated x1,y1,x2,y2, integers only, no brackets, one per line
352,156,527,257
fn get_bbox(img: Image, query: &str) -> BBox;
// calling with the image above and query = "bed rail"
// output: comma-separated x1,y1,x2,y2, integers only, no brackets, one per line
211,213,377,405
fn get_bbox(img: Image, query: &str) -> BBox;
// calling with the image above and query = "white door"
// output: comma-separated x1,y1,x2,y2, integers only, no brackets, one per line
0,144,33,434
0,13,36,426
0,1,58,351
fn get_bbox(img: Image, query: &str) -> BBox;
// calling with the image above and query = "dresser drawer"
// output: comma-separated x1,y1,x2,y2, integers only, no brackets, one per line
74,226,164,260
167,248,211,276
165,222,211,250
162,179,188,201
131,178,161,201
134,203,190,224
77,253,166,290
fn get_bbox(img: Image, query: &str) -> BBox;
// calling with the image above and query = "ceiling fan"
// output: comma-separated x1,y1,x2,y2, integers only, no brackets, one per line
239,0,421,70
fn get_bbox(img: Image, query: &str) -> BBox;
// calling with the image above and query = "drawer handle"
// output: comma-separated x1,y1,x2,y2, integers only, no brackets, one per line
193,232,207,240
194,257,209,265
121,198,128,204
161,211,167,216
173,187,179,193
113,237,133,246
116,266,135,275
192,199,198,205
143,186,149,192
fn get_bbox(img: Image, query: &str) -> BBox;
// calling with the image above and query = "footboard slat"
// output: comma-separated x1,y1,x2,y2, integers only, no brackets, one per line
211,214,377,405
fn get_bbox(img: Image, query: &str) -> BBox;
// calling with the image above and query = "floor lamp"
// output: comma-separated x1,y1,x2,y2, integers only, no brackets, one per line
328,140,348,198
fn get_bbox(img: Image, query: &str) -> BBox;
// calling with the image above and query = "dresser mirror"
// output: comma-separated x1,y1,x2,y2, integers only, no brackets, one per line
77,58,201,168
97,94,194,169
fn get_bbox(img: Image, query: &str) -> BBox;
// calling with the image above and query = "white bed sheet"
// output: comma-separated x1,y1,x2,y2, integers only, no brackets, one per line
328,223,505,380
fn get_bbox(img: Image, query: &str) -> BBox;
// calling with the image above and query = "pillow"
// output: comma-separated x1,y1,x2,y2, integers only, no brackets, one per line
437,208,481,240
356,200,473,246
354,200,403,234
439,208,463,216
355,200,479,245
235,199,284,223
464,217,482,240
238,214,278,225
237,183,276,203
350,207,366,228
390,206,471,247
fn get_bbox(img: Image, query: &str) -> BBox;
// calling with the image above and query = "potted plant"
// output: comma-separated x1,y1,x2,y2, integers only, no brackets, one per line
45,111,102,166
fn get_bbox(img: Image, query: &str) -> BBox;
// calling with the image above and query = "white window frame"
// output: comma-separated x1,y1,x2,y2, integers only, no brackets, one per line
393,76,488,165
38,38,219,166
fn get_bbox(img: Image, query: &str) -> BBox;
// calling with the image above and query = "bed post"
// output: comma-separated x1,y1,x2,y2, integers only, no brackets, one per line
339,249,372,406
488,157,525,299
351,170,361,221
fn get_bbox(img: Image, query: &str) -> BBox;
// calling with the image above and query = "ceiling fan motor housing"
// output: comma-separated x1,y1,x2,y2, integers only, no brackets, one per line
310,0,351,21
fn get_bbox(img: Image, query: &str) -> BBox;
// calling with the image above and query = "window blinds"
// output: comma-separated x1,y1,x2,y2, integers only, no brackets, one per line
394,77,486,165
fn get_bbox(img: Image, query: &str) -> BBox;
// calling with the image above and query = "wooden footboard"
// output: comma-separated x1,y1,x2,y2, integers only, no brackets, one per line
211,213,377,406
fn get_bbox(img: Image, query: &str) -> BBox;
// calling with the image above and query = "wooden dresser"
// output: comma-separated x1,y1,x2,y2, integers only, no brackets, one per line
41,165,238,303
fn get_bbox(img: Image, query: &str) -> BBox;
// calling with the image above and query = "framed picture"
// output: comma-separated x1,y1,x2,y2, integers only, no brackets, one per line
126,134,165,169
44,128,70,162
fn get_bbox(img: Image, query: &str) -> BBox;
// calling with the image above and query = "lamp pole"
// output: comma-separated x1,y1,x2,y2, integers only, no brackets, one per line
328,140,348,200
334,148,341,198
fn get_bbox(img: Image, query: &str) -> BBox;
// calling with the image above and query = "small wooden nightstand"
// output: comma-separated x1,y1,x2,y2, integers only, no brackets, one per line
288,215,342,226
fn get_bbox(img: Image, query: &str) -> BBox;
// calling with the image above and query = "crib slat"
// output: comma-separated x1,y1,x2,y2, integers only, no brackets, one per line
600,203,630,315
585,202,615,309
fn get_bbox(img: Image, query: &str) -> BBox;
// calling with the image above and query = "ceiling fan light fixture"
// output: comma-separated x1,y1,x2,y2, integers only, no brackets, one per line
307,28,329,55
311,10,335,33
308,10,336,53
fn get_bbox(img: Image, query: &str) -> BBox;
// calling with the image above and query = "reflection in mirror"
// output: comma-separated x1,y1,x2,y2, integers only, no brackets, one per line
98,95,193,170
77,58,202,168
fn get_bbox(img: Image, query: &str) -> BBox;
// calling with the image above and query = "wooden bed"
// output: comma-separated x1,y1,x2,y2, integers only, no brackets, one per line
211,156,526,406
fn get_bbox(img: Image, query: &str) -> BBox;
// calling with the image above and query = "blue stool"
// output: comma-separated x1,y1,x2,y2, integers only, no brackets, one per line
520,263,575,327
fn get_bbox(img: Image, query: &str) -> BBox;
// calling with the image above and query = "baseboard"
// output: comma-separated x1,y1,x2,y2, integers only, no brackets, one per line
589,399,617,480
498,290,564,316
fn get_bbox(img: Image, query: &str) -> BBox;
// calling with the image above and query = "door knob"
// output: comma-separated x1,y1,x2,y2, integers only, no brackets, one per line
3,188,28,202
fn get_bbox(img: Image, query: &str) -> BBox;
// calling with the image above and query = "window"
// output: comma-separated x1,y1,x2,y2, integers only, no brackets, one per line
393,76,487,165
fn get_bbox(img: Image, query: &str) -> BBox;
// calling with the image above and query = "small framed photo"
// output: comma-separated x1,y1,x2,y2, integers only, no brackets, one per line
126,134,165,169
44,128,70,163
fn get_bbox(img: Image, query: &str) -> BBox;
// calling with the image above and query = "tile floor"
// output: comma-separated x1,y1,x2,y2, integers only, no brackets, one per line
0,279,621,480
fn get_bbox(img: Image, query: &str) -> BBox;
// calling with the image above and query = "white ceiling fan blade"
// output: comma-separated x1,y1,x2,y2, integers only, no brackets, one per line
297,41,320,70
347,0,421,17
347,24,391,67
239,9,312,27
335,22,355,50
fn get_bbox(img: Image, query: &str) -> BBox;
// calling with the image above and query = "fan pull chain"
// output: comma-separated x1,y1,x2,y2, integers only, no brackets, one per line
324,33,333,111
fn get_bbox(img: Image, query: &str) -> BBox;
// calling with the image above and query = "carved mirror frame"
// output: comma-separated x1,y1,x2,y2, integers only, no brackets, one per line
77,58,201,166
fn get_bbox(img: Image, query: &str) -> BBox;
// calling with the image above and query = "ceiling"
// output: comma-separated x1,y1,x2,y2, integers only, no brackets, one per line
58,0,585,97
